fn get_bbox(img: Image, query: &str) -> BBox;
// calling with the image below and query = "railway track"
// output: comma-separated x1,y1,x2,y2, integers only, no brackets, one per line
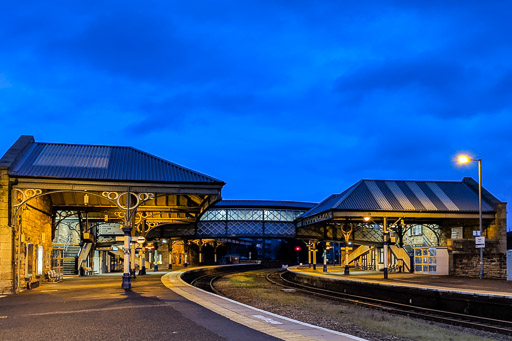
190,272,234,295
265,270,512,336
186,264,263,294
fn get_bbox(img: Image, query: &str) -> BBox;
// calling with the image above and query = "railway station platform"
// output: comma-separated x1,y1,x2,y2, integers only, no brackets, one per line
162,268,364,341
289,266,512,298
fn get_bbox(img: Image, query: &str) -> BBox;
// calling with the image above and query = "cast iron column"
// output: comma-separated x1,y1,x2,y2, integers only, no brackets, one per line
122,224,132,289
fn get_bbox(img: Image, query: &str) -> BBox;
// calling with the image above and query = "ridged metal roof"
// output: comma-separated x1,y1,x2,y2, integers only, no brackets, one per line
8,140,224,184
302,179,498,218
213,200,317,210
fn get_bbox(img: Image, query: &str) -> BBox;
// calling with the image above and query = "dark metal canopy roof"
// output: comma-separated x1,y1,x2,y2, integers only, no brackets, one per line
213,199,317,210
302,178,501,219
1,135,224,184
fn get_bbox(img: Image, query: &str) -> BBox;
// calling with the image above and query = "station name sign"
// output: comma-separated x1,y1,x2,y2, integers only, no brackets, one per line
98,223,124,236
297,211,332,227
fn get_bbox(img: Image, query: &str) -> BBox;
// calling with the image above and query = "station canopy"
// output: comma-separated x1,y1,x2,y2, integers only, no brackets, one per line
296,179,503,242
1,135,225,239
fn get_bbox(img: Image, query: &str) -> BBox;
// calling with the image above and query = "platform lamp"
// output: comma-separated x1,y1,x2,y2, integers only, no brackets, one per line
458,154,484,279
364,216,390,279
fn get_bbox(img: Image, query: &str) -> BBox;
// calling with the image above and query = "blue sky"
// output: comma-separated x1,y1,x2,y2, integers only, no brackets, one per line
1,2,511,229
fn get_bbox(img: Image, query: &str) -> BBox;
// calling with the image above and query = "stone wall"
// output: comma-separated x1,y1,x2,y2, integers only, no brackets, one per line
18,194,53,289
0,169,12,294
450,239,507,278
447,203,508,279
487,203,507,253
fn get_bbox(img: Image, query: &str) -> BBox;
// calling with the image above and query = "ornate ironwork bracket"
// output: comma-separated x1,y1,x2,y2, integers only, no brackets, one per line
133,212,167,234
13,188,43,207
340,223,353,243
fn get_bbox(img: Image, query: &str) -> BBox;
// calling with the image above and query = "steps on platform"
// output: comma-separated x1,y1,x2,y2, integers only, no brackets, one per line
57,245,81,275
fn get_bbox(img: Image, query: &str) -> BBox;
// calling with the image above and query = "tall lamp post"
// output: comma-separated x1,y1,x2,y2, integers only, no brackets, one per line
458,155,484,279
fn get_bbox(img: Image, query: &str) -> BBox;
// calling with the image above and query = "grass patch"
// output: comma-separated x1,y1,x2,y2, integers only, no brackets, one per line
216,270,501,341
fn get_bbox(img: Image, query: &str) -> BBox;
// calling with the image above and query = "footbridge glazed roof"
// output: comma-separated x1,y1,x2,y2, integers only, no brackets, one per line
301,179,501,219
0,135,224,184
213,200,317,210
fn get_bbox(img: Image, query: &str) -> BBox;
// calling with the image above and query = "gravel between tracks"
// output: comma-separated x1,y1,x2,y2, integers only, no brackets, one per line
213,269,508,341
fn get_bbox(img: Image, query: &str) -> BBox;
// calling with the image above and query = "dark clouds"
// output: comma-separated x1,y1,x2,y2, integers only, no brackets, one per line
335,56,512,118
0,1,511,228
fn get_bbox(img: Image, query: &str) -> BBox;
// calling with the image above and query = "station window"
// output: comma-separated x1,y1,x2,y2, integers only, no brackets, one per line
408,225,422,236
414,247,436,273
25,243,34,277
201,208,306,222
37,245,44,276
200,209,226,221
228,209,262,221
263,210,277,221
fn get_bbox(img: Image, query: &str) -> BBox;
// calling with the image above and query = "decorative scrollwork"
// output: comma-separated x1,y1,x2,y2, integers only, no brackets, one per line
340,223,354,243
138,193,154,202
134,212,162,233
102,191,120,200
135,212,152,225
114,212,126,219
13,188,43,207
102,191,155,210
147,222,159,228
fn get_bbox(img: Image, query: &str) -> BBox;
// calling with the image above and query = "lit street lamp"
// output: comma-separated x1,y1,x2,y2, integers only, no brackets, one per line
458,154,484,279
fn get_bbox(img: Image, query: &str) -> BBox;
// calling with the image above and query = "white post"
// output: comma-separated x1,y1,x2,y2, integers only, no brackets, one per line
130,242,136,276
122,232,131,288
383,217,389,279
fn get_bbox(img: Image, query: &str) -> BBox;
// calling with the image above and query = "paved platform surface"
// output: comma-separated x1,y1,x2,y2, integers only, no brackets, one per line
290,266,512,297
162,269,364,341
0,270,365,341
0,272,279,340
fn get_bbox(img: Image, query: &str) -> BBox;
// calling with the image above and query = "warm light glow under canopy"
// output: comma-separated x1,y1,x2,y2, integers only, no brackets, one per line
363,216,371,222
458,155,471,164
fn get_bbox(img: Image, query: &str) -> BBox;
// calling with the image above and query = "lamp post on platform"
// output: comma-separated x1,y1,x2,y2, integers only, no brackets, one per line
458,155,484,279
339,223,353,275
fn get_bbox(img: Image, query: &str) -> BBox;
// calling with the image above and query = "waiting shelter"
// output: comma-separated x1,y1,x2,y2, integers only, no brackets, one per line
296,179,507,278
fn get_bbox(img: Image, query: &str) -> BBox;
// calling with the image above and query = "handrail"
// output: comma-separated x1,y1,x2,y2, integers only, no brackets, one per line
347,245,371,265
389,245,411,272
77,243,92,271
64,235,71,252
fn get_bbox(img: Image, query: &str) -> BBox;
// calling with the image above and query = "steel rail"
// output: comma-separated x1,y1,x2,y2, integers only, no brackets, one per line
190,270,243,294
265,271,512,336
